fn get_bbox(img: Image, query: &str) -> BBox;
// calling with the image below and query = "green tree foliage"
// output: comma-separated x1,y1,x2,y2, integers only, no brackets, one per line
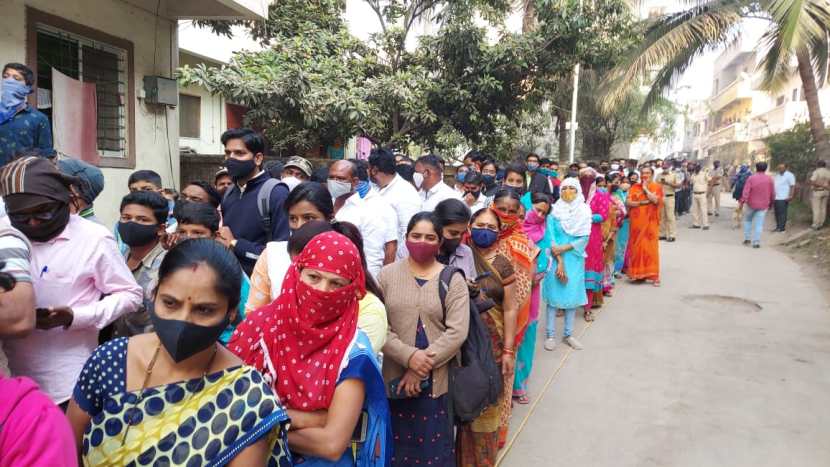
181,0,638,158
765,122,816,181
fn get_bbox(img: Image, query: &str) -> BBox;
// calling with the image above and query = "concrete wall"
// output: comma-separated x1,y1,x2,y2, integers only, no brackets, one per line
0,0,180,226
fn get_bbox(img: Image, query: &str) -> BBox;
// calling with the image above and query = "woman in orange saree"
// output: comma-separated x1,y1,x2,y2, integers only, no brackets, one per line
625,166,663,286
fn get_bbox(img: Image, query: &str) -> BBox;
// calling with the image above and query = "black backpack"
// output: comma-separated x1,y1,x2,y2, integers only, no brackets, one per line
438,266,503,423
222,177,284,242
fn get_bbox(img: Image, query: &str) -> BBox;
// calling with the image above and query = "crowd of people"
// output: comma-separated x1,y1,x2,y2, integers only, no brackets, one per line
2,59,830,466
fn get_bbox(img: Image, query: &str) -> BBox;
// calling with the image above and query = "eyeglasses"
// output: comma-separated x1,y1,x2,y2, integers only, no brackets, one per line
8,204,62,224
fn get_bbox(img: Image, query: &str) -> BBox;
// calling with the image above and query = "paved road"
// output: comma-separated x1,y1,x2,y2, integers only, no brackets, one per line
500,197,830,467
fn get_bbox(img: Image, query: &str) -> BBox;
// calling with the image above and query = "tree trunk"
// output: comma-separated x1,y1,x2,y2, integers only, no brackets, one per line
522,0,537,33
796,48,830,160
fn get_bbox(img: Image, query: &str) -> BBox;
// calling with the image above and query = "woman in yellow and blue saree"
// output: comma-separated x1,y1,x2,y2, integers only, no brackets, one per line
66,239,290,466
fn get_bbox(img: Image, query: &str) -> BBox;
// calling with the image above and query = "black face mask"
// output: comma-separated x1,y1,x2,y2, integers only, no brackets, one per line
150,307,229,363
225,158,257,181
118,221,159,247
12,204,70,243
464,190,481,200
440,237,462,257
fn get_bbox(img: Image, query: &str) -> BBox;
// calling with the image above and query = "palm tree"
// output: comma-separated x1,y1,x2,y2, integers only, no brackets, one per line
600,0,830,160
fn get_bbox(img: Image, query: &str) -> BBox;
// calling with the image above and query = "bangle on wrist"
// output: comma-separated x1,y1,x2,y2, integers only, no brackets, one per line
503,348,515,355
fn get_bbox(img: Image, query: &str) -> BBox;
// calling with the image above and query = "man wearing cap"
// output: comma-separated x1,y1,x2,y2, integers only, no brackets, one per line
214,168,233,197
0,156,141,405
56,158,104,224
281,156,314,184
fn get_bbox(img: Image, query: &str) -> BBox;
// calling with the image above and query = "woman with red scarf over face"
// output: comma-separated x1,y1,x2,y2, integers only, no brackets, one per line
229,231,391,466
489,189,539,447
579,168,610,321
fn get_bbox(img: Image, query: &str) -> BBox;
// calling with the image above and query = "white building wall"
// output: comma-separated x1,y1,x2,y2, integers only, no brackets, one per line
178,83,227,155
0,0,179,227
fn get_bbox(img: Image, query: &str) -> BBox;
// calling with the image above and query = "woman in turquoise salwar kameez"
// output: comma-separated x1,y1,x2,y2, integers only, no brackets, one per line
542,178,592,351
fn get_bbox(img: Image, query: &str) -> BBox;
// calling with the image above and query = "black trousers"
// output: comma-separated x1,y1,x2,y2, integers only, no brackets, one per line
774,200,789,230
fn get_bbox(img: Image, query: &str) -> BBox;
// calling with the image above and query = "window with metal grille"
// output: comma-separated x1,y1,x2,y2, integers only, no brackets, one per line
179,94,201,139
35,24,127,158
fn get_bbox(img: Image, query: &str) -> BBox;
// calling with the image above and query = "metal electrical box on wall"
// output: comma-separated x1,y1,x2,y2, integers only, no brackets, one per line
143,76,178,106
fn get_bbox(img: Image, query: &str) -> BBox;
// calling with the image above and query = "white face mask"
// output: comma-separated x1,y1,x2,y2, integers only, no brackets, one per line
413,172,425,190
281,176,302,191
327,179,353,199
611,163,620,171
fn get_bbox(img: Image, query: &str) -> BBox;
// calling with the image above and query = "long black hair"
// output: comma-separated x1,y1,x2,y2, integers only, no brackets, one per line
433,199,471,227
156,238,242,313
493,187,521,204
285,182,334,220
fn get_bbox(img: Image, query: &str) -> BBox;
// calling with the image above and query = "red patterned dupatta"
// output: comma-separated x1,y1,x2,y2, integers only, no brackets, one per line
229,231,366,410
492,208,539,346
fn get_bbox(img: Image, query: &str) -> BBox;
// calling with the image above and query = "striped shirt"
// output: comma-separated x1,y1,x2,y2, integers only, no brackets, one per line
0,220,31,376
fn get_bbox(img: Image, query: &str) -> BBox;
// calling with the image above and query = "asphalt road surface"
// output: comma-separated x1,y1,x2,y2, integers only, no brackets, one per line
499,196,830,467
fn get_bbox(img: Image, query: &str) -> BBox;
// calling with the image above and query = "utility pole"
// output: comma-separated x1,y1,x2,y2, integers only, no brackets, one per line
568,63,580,164
568,0,586,164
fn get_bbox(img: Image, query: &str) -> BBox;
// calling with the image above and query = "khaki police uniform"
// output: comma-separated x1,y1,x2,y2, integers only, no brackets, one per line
691,171,711,228
810,167,830,228
707,166,724,215
658,170,679,239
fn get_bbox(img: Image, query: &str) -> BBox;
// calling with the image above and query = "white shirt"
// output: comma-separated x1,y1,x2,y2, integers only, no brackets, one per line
336,189,398,279
420,180,463,212
377,174,422,259
773,170,796,200
469,192,490,214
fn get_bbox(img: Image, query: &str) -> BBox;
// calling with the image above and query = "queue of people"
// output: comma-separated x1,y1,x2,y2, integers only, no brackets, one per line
0,115,827,466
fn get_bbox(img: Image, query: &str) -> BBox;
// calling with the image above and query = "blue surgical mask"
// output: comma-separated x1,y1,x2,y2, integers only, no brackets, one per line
539,168,558,178
527,163,539,172
470,228,498,248
482,174,496,186
0,78,31,125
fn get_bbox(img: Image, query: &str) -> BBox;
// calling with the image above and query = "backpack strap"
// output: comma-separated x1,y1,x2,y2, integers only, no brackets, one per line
256,178,283,243
438,265,465,323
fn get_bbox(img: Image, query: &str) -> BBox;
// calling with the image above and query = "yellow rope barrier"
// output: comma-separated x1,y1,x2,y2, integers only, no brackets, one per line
495,319,595,466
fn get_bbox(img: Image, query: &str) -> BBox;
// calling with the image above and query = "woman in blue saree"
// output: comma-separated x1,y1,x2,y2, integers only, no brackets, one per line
66,239,291,466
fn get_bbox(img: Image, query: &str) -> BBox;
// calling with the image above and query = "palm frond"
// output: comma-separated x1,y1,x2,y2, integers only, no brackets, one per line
759,0,830,91
599,0,745,114
809,29,830,86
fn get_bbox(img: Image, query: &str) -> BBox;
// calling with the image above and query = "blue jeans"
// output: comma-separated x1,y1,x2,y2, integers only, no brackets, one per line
743,207,767,245
546,305,576,339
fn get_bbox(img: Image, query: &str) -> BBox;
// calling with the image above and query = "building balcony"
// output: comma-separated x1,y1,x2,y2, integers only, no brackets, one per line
749,101,809,140
707,122,750,148
710,78,753,112
124,0,267,20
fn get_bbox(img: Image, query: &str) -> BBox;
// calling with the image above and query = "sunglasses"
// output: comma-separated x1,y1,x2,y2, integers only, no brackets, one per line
8,203,63,224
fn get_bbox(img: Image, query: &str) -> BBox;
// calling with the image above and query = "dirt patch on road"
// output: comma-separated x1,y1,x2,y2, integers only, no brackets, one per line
781,229,830,306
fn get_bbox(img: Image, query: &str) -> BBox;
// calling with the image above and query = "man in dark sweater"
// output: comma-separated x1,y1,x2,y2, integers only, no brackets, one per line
217,128,289,275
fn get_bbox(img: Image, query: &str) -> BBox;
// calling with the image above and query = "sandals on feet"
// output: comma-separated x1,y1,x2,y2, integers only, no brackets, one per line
513,393,531,405
584,310,595,322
